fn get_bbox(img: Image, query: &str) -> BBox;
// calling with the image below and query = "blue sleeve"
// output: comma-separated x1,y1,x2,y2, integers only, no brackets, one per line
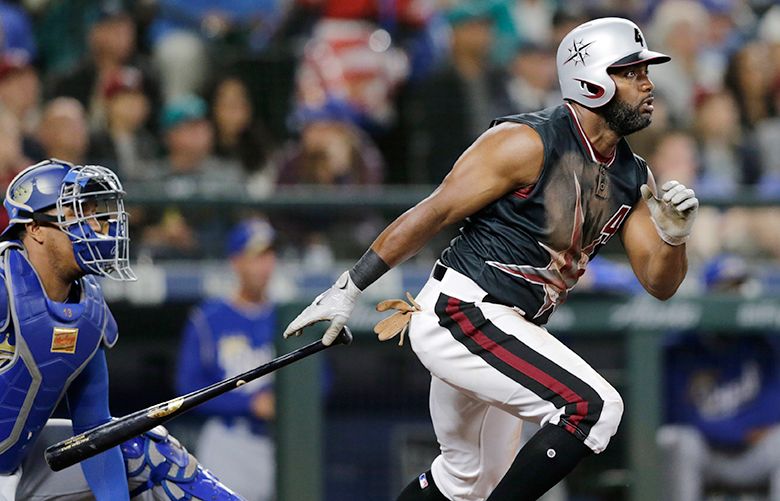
176,311,254,417
66,349,129,501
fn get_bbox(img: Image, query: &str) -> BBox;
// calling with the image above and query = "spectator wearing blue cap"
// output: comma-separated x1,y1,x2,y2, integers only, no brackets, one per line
150,93,245,195
658,254,780,500
176,217,278,501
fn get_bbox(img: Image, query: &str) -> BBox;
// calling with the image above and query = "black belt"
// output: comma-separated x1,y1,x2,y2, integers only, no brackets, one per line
433,262,447,281
432,262,512,308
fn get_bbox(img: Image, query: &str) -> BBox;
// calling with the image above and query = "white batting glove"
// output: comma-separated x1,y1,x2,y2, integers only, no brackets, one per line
640,180,699,246
283,271,361,346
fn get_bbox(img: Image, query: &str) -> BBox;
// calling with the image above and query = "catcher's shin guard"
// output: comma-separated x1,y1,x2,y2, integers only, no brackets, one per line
121,425,244,500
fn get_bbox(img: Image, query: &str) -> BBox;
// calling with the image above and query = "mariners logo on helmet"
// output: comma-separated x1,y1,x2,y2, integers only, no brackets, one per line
556,17,670,108
564,39,594,67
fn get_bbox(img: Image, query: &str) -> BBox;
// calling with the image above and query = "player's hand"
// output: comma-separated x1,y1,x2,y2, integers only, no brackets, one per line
640,180,698,246
250,391,275,420
283,271,361,345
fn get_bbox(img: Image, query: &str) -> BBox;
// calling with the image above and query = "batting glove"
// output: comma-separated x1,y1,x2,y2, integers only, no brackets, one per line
283,271,362,346
640,180,698,246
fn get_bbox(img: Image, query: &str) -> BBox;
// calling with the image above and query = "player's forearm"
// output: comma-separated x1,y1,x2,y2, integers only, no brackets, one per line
349,200,449,290
372,200,449,268
639,241,688,300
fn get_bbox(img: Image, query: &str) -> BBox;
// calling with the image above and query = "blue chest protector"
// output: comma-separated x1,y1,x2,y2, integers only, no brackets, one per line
0,243,117,473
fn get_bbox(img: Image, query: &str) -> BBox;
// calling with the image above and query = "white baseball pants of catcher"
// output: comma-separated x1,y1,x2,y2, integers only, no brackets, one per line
408,262,624,501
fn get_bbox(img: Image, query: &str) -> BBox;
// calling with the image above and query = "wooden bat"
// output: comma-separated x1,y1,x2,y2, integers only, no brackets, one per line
45,327,353,471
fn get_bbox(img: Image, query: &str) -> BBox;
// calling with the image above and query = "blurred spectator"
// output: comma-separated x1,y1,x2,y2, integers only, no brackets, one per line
549,6,587,47
0,107,31,202
657,254,780,501
294,13,410,131
648,0,711,127
0,1,37,56
176,218,277,501
48,5,160,132
693,91,754,196
0,49,44,159
647,129,729,262
207,75,276,197
648,130,699,189
722,41,775,189
149,0,287,102
724,40,776,131
151,94,244,196
505,41,559,113
294,0,446,83
36,97,89,164
277,100,384,185
88,66,159,180
508,0,556,48
756,5,780,193
406,2,511,183
139,94,245,260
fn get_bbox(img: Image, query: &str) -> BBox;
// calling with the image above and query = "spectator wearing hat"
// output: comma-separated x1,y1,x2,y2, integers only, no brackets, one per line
47,5,160,133
406,2,511,184
0,1,36,57
151,93,244,195
276,98,384,186
505,41,560,114
658,254,780,500
138,94,245,260
89,66,160,181
176,217,278,501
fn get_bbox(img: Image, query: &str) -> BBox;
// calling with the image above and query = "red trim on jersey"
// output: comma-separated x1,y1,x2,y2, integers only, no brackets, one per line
513,184,535,199
444,297,588,432
565,102,616,166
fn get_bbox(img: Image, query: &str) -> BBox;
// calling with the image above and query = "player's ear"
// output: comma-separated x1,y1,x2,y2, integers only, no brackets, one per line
24,221,45,245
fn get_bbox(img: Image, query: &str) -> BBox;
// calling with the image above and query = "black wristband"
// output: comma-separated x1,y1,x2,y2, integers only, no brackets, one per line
349,249,390,291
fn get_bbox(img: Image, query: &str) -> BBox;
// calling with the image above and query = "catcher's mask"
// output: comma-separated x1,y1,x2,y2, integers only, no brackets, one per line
2,159,136,281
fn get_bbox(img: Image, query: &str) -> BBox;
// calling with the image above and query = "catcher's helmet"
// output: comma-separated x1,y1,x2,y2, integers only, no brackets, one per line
2,159,135,281
557,17,670,108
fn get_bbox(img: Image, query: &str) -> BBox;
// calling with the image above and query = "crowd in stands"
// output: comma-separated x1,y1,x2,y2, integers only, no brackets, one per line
0,0,778,266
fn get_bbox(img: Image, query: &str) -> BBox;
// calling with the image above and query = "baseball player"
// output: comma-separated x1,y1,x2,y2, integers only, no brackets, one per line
177,218,277,501
0,159,242,500
285,18,699,501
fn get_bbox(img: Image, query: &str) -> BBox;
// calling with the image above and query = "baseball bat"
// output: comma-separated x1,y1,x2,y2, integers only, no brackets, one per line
45,327,353,471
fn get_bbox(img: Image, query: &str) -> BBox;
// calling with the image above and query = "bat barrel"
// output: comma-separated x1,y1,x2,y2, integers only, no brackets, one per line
44,327,352,471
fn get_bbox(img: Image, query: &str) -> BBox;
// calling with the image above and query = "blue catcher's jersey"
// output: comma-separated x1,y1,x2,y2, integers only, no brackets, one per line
441,103,648,325
0,243,117,473
177,298,275,434
664,333,780,448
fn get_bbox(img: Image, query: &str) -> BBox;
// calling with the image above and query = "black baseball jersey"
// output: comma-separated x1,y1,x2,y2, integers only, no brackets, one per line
440,102,648,325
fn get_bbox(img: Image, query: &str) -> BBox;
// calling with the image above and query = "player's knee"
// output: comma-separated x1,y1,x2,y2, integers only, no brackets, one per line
597,387,624,439
591,387,624,453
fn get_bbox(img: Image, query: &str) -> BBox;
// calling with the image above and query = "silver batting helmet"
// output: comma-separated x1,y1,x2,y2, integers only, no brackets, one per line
557,17,670,108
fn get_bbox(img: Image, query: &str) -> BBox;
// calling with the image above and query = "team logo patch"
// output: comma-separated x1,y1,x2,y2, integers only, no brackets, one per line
12,180,33,204
51,327,78,354
418,472,429,489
